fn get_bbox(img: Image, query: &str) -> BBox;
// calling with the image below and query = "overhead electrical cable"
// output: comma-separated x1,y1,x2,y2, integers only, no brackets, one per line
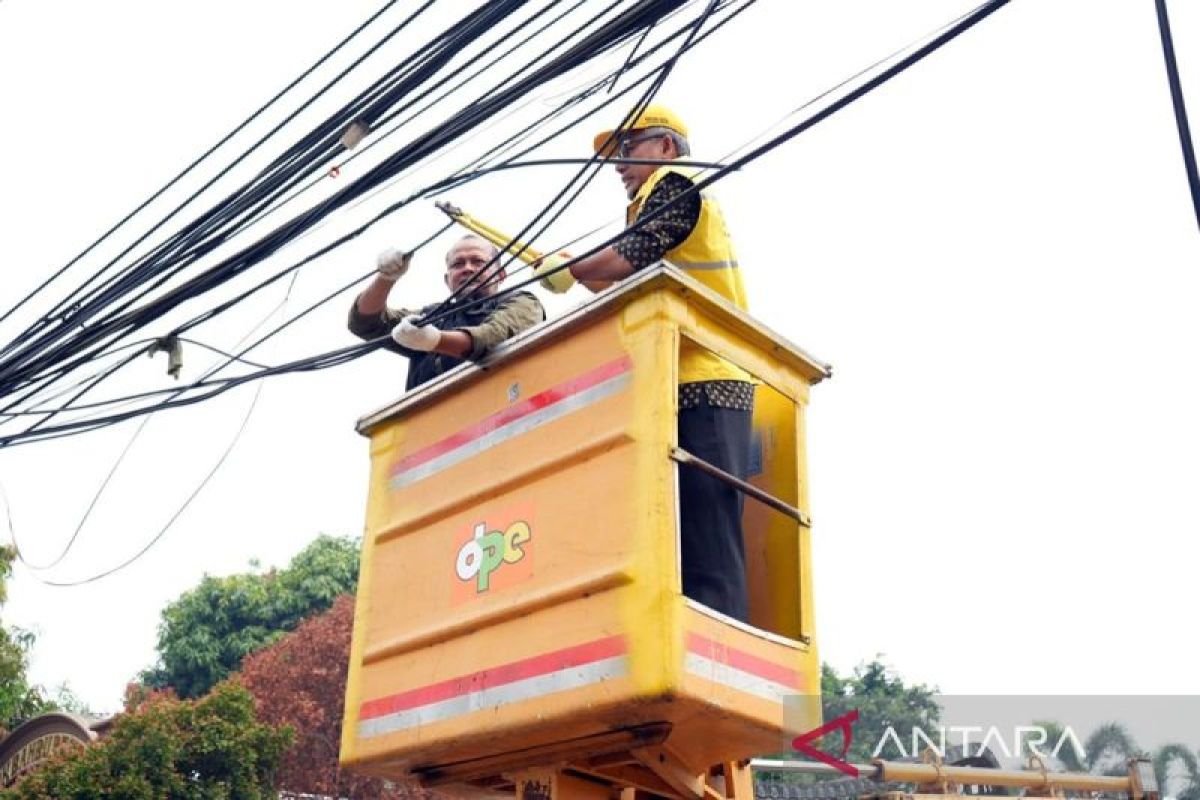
0,0,440,356
242,0,603,231
0,0,685,407
1,0,1013,449
31,382,268,587
0,222,455,443
1153,0,1200,232
422,0,1015,326
183,0,608,266
0,0,404,334
432,0,746,310
4,0,691,400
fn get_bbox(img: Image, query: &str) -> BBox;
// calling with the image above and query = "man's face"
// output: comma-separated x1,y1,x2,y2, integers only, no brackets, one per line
615,130,673,200
444,239,502,297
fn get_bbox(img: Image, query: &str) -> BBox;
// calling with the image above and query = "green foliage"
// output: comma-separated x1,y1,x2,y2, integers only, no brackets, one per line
0,681,293,799
0,546,51,732
1083,722,1146,775
1029,719,1198,799
1155,743,1200,800
1026,719,1086,772
142,535,360,699
821,658,942,764
46,683,94,718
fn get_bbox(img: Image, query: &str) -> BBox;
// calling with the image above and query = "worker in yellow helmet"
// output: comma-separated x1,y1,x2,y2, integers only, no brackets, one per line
534,105,753,623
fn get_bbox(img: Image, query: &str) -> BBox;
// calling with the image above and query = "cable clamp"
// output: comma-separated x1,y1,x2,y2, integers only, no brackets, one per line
147,336,183,379
340,120,370,150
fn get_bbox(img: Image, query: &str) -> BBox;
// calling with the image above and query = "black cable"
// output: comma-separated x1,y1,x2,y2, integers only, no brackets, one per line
425,0,1014,328
1154,0,1200,232
0,223,454,436
428,0,754,204
240,0,602,233
0,0,677,403
0,337,157,419
0,340,379,448
11,414,154,571
32,381,267,587
0,0,403,333
429,0,726,312
0,0,461,376
0,0,1002,449
0,0,724,444
608,8,657,93
0,0,439,356
0,337,268,420
2,0,710,412
175,338,272,370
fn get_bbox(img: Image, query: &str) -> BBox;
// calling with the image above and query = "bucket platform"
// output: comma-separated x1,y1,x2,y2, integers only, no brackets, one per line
340,266,830,796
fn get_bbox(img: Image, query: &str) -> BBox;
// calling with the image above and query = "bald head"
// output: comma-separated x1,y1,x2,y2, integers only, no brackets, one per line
445,234,500,264
444,235,504,297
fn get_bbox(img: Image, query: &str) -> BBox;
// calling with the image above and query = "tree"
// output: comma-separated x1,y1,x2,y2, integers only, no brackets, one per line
141,535,360,698
1023,720,1142,774
0,681,292,799
0,546,50,732
821,658,942,764
1026,719,1198,799
1154,743,1200,800
238,594,415,799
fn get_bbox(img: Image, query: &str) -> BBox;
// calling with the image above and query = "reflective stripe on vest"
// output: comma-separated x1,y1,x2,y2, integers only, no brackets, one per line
627,162,751,384
672,258,739,271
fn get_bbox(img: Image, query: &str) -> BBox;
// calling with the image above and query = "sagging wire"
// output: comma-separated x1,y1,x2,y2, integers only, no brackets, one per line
233,0,596,238
3,0,1012,449
423,0,1015,326
4,199,343,577
6,256,307,575
0,0,404,335
0,0,488,391
0,0,684,411
164,0,584,268
0,0,440,356
32,381,268,587
426,0,728,313
0,0,755,442
7,0,686,400
0,222,455,445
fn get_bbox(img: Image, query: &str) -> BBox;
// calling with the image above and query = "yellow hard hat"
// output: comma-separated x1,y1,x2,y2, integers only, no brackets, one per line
592,104,689,155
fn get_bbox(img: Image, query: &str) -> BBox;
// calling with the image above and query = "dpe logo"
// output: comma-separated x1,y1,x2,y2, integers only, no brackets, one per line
454,519,532,594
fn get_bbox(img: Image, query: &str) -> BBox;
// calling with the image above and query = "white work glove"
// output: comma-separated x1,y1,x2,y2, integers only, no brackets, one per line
391,315,440,352
532,251,576,294
376,247,412,281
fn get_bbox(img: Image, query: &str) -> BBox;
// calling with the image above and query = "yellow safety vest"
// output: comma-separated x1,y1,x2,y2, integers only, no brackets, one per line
627,162,751,384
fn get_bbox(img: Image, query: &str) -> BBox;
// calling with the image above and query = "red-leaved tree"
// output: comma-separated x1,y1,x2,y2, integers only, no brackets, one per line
239,593,421,799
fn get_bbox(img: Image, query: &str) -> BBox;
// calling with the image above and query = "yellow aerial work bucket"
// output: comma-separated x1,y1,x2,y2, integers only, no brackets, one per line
341,266,830,793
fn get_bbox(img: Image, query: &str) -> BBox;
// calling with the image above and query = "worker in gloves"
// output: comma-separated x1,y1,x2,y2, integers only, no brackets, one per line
534,105,755,623
349,234,544,391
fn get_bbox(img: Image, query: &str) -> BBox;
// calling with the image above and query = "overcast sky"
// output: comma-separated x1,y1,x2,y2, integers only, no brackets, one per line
1,0,1197,751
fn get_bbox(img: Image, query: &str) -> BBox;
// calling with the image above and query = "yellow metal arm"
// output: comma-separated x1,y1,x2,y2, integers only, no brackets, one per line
435,200,545,265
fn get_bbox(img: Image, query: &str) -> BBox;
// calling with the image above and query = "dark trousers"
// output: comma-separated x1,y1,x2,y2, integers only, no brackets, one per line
678,394,753,622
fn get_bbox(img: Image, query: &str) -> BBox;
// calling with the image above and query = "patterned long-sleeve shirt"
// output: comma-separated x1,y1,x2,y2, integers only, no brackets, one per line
614,171,753,412
613,172,702,271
